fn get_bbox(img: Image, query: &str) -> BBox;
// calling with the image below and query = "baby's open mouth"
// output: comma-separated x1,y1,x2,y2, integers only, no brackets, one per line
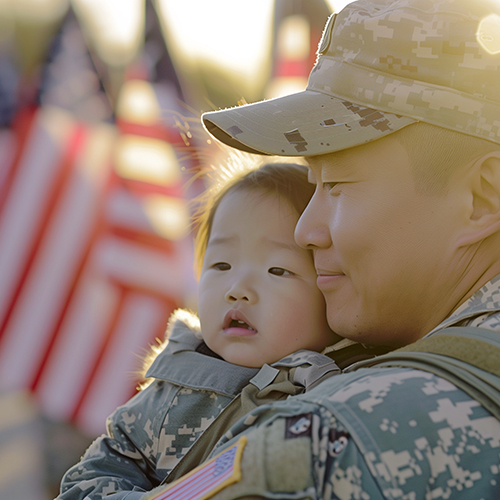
228,319,255,331
223,310,257,334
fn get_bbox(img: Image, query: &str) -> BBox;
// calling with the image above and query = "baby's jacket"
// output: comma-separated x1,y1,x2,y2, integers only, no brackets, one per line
56,309,340,500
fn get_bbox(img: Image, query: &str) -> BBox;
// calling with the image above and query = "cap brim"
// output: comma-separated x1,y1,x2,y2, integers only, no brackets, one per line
202,89,416,157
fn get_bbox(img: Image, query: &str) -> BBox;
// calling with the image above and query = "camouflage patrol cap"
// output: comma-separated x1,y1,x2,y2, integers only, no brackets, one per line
202,0,500,156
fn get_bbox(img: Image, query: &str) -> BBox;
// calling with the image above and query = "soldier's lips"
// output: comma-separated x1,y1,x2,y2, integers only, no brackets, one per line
316,272,345,290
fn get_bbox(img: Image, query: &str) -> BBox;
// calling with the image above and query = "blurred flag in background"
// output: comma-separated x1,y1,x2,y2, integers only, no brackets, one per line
0,0,349,497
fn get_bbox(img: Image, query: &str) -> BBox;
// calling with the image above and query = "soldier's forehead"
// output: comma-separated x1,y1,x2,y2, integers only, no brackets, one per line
306,147,376,175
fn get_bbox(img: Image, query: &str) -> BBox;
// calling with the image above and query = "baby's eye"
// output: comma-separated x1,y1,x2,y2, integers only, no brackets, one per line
212,262,231,271
268,267,295,277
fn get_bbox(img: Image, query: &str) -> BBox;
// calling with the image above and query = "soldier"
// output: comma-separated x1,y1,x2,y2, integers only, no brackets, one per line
56,163,344,500
144,0,500,499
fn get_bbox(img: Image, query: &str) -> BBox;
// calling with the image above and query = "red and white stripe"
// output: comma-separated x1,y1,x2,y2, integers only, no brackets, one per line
0,105,195,437
151,441,242,500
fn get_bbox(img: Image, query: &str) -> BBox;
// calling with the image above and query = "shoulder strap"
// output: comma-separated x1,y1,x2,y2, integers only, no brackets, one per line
347,326,500,419
162,354,341,485
397,326,500,376
162,365,304,485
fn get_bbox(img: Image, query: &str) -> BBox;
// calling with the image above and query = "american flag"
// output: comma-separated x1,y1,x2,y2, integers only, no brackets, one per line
0,102,196,437
148,437,247,500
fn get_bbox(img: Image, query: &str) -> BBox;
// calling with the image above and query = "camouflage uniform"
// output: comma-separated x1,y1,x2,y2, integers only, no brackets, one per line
192,275,500,500
181,0,500,498
56,310,340,500
202,0,500,157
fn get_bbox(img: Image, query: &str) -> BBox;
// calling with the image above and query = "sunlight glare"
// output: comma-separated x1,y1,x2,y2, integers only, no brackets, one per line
143,195,191,240
324,0,354,13
477,13,500,55
265,15,310,99
278,15,310,60
155,0,274,80
114,135,181,186
71,0,144,66
266,77,309,99
116,80,161,126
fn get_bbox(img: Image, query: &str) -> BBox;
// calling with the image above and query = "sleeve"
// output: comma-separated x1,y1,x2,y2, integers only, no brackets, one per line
192,368,500,500
142,401,386,500
236,407,386,500
56,381,178,500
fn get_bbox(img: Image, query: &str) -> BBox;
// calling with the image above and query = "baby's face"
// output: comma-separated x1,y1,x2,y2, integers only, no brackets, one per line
197,188,337,367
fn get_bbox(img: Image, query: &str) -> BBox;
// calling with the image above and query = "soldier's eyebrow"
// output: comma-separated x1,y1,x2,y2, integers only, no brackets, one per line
307,152,357,179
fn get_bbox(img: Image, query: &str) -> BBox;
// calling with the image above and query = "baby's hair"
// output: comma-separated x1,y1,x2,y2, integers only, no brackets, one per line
193,162,314,277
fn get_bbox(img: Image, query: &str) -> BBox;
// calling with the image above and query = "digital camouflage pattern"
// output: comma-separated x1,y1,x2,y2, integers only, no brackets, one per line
56,310,340,500
56,310,254,500
200,274,500,500
202,0,500,156
310,0,500,140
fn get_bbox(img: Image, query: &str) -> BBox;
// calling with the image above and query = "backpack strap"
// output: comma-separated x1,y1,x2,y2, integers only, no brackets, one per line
347,326,500,419
396,326,500,376
162,365,305,485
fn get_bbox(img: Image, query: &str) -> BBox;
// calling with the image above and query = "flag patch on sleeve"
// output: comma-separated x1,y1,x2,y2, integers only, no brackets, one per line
147,436,247,500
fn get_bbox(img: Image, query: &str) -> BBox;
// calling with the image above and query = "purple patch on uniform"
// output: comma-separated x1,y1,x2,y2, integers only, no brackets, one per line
285,413,312,439
328,429,350,457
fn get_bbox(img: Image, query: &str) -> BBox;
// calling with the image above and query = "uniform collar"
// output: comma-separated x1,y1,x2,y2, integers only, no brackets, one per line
426,273,500,337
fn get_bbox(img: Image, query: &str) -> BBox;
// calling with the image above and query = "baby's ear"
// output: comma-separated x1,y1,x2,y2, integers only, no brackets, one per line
458,151,500,245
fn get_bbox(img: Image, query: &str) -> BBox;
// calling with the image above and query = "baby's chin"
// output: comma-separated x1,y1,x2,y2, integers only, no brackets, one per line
218,346,277,368
222,353,269,368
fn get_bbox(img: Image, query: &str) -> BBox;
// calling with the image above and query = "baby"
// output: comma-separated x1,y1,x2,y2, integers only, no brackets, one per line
57,162,341,500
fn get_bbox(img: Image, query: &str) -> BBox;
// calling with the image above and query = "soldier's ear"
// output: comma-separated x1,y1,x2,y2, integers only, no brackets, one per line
458,151,500,246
